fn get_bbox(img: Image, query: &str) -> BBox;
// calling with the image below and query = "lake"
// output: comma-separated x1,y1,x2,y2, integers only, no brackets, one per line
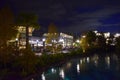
32,53,120,80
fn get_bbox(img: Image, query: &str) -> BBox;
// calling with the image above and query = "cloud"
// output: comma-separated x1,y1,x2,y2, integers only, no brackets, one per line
69,8,120,21
62,19,101,33
100,23,120,27
60,7,120,33
6,0,120,33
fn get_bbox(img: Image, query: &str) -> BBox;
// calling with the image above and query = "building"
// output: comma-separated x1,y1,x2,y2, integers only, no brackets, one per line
114,33,120,38
17,26,35,48
59,33,73,48
8,26,35,48
43,32,73,48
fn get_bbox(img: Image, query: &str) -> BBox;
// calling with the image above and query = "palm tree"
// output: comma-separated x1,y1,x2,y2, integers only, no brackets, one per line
16,13,39,49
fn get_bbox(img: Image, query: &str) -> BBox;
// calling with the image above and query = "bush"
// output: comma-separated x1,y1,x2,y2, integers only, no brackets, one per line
17,49,37,75
0,46,84,78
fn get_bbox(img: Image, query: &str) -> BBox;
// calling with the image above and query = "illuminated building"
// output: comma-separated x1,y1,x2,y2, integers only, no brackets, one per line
104,32,110,38
29,37,43,47
8,26,34,48
17,26,35,48
9,26,34,48
114,33,120,38
43,32,73,48
59,33,73,48
94,30,102,36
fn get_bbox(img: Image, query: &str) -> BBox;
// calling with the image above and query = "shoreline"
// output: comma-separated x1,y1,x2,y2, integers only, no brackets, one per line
0,50,118,80
23,51,117,80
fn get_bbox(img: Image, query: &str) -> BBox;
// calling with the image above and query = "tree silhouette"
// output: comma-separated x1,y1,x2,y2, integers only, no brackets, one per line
80,36,88,52
46,23,58,53
86,31,96,46
96,33,106,48
0,6,18,48
46,23,58,44
0,6,18,69
115,37,120,52
16,13,39,49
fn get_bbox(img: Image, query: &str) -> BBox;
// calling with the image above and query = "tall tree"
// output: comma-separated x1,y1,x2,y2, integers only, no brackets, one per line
115,37,120,52
0,6,17,47
107,34,114,46
80,36,88,52
86,31,96,46
16,13,39,49
0,6,18,69
46,23,58,53
46,23,58,44
96,33,106,48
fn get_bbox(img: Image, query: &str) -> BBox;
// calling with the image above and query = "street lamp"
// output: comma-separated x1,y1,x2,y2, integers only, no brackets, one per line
15,38,19,51
15,38,18,47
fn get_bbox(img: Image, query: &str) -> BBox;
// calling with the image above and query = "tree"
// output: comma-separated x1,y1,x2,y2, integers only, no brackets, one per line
80,36,88,52
0,6,18,69
86,31,96,46
107,34,114,46
0,6,18,48
46,23,59,53
96,33,106,48
115,37,120,52
16,13,39,49
46,23,58,43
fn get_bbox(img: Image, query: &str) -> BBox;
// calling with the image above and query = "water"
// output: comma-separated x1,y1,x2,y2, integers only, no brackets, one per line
33,54,120,80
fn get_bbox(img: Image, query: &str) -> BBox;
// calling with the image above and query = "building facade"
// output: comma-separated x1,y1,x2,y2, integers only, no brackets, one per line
43,32,73,48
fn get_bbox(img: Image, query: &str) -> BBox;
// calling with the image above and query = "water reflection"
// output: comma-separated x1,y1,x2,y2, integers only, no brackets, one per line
92,54,99,67
80,59,82,64
59,69,65,79
83,58,86,62
66,62,71,68
80,57,90,64
38,54,120,80
113,54,118,61
94,60,98,67
51,68,56,73
77,64,80,73
113,54,119,70
41,73,46,80
86,57,90,63
105,56,110,69
79,58,86,72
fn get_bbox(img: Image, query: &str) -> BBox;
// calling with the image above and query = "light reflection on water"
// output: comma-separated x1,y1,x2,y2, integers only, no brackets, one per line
41,73,45,80
51,68,56,73
80,59,82,64
86,57,90,63
105,56,110,69
35,54,120,80
66,62,71,68
77,64,80,73
59,69,65,79
93,54,99,67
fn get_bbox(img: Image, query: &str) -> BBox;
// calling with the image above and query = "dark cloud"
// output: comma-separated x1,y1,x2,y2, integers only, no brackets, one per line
1,0,120,34
59,6,120,32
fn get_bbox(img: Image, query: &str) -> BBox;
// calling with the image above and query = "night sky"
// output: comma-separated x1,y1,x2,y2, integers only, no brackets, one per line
1,0,120,36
